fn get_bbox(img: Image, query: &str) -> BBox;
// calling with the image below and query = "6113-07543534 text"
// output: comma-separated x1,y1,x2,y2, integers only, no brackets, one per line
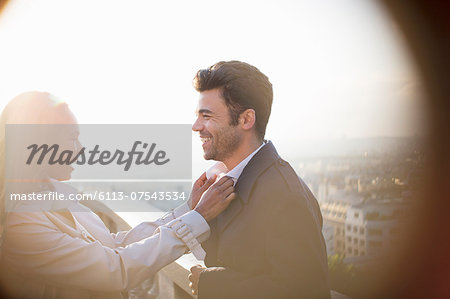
9,191,186,201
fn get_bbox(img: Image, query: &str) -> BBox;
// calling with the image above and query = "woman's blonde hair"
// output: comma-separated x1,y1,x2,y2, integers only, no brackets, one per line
0,91,70,236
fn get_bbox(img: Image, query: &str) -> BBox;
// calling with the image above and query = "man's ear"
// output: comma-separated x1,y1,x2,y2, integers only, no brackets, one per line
240,109,256,131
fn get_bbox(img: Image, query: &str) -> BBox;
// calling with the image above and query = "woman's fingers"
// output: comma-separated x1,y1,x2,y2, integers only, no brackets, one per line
200,174,216,192
225,192,236,203
217,178,234,191
222,186,234,197
194,172,207,188
198,172,207,184
215,175,232,186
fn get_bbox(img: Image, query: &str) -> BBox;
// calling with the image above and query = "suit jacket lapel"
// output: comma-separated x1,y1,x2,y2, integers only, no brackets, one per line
216,194,243,233
216,141,279,233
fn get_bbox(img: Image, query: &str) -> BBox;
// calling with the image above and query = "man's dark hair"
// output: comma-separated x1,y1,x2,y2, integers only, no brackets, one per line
193,61,273,140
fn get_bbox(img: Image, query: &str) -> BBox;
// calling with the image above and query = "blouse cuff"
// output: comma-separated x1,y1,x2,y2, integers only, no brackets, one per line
167,210,210,260
173,202,191,218
160,202,191,224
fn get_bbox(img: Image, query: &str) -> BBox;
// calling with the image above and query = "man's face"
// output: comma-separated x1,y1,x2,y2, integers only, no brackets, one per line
192,88,242,161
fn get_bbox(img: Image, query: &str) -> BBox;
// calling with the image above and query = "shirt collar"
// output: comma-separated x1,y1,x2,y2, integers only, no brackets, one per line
205,142,265,185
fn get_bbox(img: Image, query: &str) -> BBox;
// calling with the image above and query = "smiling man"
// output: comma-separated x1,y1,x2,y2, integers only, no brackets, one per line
190,61,330,299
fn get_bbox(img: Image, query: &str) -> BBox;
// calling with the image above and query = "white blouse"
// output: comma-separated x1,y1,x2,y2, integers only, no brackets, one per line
0,180,209,298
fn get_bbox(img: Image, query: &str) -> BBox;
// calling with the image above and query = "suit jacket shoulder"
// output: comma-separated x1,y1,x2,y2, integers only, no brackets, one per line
249,150,323,230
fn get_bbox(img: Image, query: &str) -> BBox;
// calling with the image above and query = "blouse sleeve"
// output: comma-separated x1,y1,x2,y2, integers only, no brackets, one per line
2,207,209,292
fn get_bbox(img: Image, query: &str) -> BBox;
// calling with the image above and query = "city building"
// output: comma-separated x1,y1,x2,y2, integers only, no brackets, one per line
345,198,408,258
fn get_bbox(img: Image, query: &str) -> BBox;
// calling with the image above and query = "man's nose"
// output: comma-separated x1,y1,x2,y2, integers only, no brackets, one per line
192,118,203,132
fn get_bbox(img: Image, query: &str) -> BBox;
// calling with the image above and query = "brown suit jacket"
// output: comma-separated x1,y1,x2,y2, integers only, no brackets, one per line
199,141,330,299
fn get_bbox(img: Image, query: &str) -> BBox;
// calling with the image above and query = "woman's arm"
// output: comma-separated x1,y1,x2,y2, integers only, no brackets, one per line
3,209,208,292
111,201,192,246
112,173,215,247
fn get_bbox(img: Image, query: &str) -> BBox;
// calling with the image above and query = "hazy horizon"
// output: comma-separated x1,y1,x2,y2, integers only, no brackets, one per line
0,0,428,179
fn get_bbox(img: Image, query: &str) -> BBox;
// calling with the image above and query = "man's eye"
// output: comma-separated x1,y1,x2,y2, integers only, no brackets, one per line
202,114,211,119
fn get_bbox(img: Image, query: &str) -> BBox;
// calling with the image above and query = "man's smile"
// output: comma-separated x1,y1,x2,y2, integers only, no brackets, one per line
200,137,212,143
200,136,212,149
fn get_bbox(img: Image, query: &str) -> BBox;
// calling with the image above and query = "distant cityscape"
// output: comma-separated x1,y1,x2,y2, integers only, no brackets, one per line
291,136,424,267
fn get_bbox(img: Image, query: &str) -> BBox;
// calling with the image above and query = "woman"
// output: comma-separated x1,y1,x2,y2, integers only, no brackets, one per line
0,91,235,298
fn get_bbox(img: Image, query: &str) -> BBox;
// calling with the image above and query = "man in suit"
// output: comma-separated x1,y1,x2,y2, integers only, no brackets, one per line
189,61,330,298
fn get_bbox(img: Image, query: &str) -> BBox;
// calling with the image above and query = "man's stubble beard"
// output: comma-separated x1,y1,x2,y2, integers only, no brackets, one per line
204,125,242,162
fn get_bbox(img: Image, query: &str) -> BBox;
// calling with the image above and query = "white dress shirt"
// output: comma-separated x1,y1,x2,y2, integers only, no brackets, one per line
206,142,265,185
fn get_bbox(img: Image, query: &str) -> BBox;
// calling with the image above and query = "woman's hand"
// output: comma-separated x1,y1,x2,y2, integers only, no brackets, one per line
194,176,236,222
188,172,217,209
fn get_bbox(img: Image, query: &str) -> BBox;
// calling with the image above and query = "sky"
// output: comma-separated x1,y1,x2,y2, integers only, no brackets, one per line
0,0,427,176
